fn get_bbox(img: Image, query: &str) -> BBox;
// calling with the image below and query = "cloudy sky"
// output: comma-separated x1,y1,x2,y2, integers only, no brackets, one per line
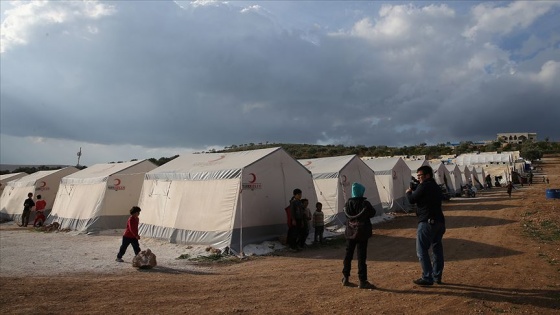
1,1,559,166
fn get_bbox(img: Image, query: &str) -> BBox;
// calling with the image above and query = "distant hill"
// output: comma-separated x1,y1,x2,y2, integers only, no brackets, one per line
0,164,70,172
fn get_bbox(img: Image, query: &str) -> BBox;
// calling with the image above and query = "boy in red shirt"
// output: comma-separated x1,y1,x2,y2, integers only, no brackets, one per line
33,195,47,227
115,206,141,262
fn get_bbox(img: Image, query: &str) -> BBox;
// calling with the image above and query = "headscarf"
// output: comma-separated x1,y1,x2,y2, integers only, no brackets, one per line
351,182,365,198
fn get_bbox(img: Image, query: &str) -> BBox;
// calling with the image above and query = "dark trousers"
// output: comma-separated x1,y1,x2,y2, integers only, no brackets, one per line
287,226,299,249
314,226,324,243
21,209,31,227
342,239,369,282
298,226,309,247
117,236,141,259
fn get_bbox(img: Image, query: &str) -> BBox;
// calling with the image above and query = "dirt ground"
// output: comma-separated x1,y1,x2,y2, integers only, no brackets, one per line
1,156,560,314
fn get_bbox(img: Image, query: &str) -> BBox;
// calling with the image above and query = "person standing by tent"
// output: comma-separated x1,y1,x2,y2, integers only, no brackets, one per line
33,195,47,227
406,165,445,286
21,192,35,227
313,202,325,244
485,174,492,189
298,198,312,248
287,189,304,251
342,182,376,290
116,206,142,262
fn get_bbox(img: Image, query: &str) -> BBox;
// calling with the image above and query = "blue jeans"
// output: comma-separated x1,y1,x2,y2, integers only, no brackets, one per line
416,221,445,282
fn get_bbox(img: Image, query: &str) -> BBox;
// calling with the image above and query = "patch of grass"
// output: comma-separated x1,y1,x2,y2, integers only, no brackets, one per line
176,254,190,260
537,252,559,265
522,219,560,242
187,253,247,264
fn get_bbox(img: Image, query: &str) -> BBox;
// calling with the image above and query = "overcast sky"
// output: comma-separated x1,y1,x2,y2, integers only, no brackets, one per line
1,0,559,166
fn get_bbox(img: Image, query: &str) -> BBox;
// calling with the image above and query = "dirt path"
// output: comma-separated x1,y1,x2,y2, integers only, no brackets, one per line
1,156,559,314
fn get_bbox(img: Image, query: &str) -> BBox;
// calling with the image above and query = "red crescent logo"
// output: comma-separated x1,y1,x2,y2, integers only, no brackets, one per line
40,181,47,187
249,173,256,183
341,175,347,183
114,179,121,186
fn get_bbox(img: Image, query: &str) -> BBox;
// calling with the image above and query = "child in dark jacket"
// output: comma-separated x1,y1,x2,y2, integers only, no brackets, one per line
116,206,141,262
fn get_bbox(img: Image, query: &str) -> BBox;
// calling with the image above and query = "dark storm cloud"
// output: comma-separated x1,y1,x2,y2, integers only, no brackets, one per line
1,0,559,162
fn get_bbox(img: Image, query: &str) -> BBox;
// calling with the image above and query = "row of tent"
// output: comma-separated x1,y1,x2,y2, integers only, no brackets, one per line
0,147,490,252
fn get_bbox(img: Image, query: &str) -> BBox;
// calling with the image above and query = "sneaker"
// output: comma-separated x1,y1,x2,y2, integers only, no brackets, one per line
359,281,376,289
342,277,350,287
413,278,433,286
115,258,124,262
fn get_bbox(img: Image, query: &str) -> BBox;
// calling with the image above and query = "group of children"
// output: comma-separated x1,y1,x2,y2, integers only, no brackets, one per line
21,192,47,227
286,188,326,251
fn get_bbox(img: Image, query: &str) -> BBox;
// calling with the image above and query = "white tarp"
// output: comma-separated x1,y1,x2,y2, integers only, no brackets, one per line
0,167,79,222
138,147,316,252
299,155,383,227
362,157,411,212
48,160,157,232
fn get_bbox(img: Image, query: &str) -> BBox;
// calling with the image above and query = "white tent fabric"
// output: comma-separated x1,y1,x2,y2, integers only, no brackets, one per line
404,160,430,178
484,165,512,185
0,172,28,194
48,160,156,232
429,162,453,194
362,157,411,212
137,147,316,252
456,153,513,165
445,164,464,196
459,165,473,185
470,166,485,189
0,168,79,222
299,155,383,227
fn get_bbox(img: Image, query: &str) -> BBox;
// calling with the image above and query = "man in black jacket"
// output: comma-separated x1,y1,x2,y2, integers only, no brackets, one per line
342,182,376,289
406,165,445,286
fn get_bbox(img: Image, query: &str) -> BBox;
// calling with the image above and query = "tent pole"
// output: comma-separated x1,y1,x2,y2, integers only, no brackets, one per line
239,184,243,257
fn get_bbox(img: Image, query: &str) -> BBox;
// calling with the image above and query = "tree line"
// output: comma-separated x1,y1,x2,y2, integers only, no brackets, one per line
2,140,558,176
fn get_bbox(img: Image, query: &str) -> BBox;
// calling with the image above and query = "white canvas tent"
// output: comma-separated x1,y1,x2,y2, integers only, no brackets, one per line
445,164,464,196
299,155,382,227
429,162,453,193
363,157,411,212
0,172,28,194
0,168,79,222
404,160,430,178
456,152,513,165
137,147,316,252
471,166,485,189
459,165,473,186
48,160,156,232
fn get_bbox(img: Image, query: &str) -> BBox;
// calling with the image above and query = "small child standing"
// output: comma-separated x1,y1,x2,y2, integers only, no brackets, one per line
313,202,324,243
116,206,142,262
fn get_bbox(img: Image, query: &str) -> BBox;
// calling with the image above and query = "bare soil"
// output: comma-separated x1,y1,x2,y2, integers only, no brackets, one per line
1,155,560,314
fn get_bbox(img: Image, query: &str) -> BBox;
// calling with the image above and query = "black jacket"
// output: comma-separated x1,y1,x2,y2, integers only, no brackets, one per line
344,197,376,240
406,178,445,224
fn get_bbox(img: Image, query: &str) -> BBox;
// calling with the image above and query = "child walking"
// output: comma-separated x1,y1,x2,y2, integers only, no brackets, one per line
313,202,325,243
116,206,142,262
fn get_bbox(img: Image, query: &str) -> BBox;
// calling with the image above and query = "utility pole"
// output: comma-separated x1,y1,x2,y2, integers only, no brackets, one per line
77,147,82,167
